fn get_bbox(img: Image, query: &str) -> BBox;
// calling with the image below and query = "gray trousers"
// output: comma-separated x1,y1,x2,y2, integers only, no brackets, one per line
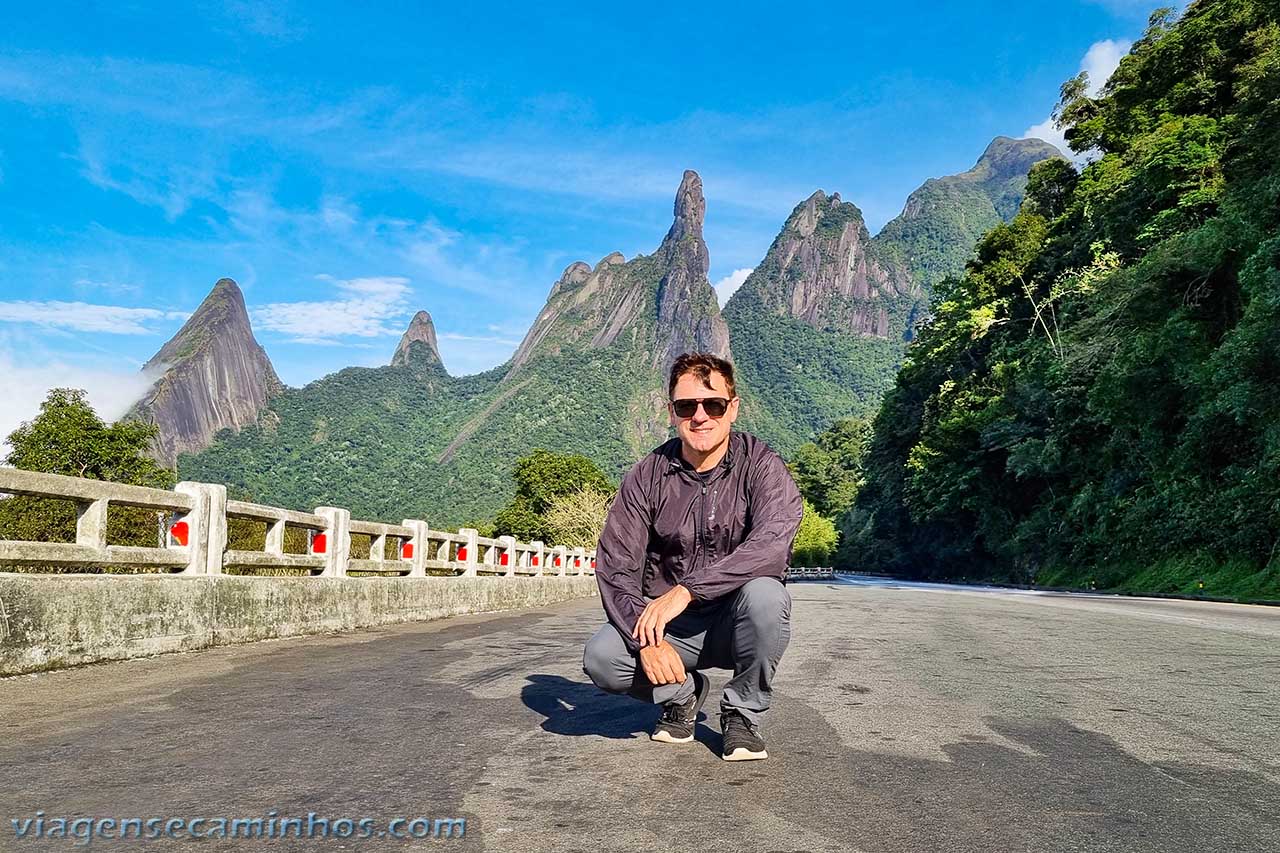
581,576,792,728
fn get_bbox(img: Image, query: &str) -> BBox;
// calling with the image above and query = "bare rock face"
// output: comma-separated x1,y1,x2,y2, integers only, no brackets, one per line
727,190,917,338
654,170,731,369
391,310,446,373
506,170,732,377
129,278,283,465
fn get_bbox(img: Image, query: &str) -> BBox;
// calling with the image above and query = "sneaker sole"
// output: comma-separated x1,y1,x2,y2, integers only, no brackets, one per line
722,746,768,761
650,730,695,744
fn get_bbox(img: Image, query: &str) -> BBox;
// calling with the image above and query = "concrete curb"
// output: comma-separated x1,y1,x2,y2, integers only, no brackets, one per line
0,573,599,676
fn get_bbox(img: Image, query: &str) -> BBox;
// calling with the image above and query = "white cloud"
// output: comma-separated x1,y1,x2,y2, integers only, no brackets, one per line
251,275,413,344
0,300,187,334
1080,40,1130,98
713,268,753,306
0,352,154,455
1021,38,1132,162
74,277,142,296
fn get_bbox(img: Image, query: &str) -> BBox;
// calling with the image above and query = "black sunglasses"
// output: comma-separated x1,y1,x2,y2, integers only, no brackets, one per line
670,397,733,418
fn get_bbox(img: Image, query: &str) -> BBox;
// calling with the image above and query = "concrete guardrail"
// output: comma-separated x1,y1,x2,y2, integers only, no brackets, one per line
0,468,595,578
0,468,599,676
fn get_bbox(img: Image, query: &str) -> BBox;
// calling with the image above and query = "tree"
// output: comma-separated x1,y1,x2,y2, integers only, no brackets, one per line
0,388,175,553
545,486,614,549
492,449,615,545
788,418,871,519
492,496,552,544
791,500,839,567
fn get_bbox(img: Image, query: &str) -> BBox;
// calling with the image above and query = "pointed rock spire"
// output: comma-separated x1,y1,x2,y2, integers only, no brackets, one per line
391,310,446,372
654,170,729,368
130,277,283,465
661,169,707,261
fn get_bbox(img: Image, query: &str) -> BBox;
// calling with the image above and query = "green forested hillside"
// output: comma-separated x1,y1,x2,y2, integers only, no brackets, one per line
845,0,1280,600
724,293,904,444
874,137,1063,292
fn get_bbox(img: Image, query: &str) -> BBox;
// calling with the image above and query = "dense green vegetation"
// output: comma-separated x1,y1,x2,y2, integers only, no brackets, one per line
789,418,871,520
725,298,903,449
0,389,175,568
845,1,1280,601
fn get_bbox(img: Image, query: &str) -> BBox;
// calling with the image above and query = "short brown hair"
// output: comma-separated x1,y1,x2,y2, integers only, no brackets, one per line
668,352,736,399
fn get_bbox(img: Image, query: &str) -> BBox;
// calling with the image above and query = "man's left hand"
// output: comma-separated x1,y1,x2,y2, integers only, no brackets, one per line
632,584,693,648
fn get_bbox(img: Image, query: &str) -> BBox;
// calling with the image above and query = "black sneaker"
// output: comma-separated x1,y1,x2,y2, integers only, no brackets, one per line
651,671,709,744
721,709,768,761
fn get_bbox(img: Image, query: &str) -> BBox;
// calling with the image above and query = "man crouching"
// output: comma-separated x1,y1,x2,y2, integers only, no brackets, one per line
582,351,803,761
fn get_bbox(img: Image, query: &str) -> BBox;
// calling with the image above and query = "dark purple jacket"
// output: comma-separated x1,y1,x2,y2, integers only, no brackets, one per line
594,430,804,652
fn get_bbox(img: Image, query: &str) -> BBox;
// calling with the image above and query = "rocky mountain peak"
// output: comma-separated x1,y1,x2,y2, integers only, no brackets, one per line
725,190,915,340
655,170,728,368
391,310,446,372
130,277,283,465
976,136,1064,183
661,170,707,257
505,170,730,378
150,278,249,364
872,135,1063,291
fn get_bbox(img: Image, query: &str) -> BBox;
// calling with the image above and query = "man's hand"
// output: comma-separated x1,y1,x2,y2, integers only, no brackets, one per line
632,584,692,648
638,640,686,686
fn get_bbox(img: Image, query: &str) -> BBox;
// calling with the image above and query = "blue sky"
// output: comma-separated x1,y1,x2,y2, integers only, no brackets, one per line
0,0,1162,441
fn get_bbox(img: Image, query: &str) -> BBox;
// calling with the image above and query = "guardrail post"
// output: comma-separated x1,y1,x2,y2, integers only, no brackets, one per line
264,519,285,556
314,507,351,577
572,546,586,575
497,536,517,577
76,498,108,551
369,530,387,569
530,541,545,577
458,528,479,577
552,545,567,577
401,520,428,578
173,482,227,575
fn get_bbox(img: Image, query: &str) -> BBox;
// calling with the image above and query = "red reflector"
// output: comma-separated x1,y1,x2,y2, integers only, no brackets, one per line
169,520,189,546
591,559,597,569
500,553,509,566
457,546,468,561
401,542,414,559
532,556,539,566
554,557,562,567
575,558,581,567
312,533,327,554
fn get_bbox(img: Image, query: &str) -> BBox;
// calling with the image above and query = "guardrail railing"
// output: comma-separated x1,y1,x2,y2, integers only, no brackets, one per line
785,566,836,580
0,468,596,579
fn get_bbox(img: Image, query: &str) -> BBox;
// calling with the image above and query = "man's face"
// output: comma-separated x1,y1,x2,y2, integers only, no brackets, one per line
668,370,740,456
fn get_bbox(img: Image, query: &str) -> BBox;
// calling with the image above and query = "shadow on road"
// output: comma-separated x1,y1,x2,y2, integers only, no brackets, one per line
522,673,727,758
521,674,654,739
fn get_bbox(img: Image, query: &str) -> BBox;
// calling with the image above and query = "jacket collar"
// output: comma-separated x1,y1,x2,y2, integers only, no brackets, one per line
664,430,739,476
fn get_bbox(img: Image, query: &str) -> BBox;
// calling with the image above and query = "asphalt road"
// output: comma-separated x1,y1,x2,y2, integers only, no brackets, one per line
2,579,1277,852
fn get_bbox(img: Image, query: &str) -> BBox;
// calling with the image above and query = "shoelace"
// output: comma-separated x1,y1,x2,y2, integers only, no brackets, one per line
662,698,693,722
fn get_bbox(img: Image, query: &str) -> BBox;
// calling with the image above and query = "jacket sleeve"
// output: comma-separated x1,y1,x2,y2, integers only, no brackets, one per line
681,448,803,603
594,462,652,653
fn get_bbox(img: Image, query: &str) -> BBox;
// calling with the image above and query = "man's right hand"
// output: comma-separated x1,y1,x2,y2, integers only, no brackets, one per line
638,640,686,686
